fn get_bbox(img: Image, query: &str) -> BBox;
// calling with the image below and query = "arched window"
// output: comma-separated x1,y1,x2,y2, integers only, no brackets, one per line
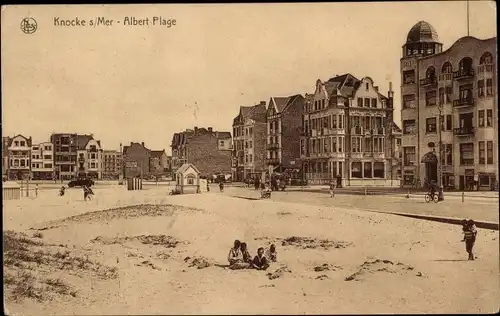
426,66,436,79
458,57,473,72
441,62,452,73
480,52,493,65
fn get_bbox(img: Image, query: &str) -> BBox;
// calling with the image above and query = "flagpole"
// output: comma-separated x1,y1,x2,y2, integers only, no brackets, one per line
467,0,470,36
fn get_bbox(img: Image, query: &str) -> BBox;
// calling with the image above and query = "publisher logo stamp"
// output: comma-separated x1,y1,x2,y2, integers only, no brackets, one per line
21,18,37,34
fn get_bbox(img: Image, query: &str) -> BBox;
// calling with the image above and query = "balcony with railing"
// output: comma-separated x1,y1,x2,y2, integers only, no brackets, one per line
267,143,280,150
350,152,363,159
266,158,280,165
419,76,438,87
453,69,474,80
373,152,385,160
477,64,494,74
453,127,475,136
438,73,453,82
351,126,364,135
372,127,385,135
453,97,475,108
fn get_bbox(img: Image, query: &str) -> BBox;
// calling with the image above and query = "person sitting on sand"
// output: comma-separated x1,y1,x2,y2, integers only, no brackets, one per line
265,244,277,262
252,247,270,270
241,242,252,263
227,240,243,265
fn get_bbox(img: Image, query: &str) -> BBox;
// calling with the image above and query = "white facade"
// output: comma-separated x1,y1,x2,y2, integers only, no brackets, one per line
31,142,54,179
7,135,31,180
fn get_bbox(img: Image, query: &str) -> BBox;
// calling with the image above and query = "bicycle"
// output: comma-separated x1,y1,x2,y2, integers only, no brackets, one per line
424,193,439,203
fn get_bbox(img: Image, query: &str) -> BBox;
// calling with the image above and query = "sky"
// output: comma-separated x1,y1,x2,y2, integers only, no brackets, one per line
2,2,497,154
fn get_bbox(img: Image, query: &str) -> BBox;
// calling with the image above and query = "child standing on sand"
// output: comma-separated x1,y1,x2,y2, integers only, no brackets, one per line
329,182,336,198
461,219,478,260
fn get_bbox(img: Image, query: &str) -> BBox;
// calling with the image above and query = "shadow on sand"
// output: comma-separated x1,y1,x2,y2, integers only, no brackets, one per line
433,259,468,262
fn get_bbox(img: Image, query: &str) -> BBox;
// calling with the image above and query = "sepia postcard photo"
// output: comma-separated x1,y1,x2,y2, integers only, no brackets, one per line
1,2,498,315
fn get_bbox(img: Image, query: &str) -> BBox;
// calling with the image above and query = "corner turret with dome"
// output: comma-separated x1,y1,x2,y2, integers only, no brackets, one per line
402,21,443,58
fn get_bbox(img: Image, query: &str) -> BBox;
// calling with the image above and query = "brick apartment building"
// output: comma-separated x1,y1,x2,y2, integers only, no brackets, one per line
171,127,232,178
123,142,151,178
232,101,267,181
51,133,78,180
150,149,170,177
266,94,305,175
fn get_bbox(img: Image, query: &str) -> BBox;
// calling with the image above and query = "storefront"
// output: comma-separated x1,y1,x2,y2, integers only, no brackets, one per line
478,172,497,191
442,172,455,189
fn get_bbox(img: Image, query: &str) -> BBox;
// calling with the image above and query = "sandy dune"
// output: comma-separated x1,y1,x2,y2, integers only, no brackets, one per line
3,187,499,314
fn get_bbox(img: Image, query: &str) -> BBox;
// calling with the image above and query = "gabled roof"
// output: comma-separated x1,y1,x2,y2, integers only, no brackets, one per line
7,134,32,147
269,94,304,114
217,132,232,139
151,150,166,158
76,134,94,150
176,163,200,174
326,73,360,98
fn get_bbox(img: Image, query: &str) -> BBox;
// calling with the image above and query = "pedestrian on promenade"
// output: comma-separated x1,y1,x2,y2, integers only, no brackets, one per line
329,181,336,198
461,219,478,260
35,184,39,197
219,181,224,193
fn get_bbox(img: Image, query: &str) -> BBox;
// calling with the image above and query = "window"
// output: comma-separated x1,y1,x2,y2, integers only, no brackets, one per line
403,120,416,134
373,162,385,178
20,141,25,147
331,137,337,152
403,70,415,84
441,62,452,74
339,137,343,152
351,137,362,153
371,98,377,108
32,147,39,151
187,178,194,185
351,162,362,178
403,147,416,166
479,141,485,164
403,94,416,109
478,80,485,97
426,90,437,106
364,162,372,178
426,117,437,133
446,115,452,130
339,115,343,129
91,153,96,159
441,144,453,165
44,155,51,160
366,83,369,91
459,143,474,165
487,141,493,164
14,141,19,146
459,84,473,100
331,115,337,128
20,160,25,167
486,110,492,127
479,110,485,127
440,115,445,131
364,98,370,107
480,52,493,65
357,98,363,107
486,79,493,96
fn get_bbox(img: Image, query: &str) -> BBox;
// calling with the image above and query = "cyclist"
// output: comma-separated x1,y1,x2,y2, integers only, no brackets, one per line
428,181,437,201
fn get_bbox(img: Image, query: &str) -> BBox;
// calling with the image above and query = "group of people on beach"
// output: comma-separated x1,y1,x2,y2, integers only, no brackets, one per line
227,240,277,270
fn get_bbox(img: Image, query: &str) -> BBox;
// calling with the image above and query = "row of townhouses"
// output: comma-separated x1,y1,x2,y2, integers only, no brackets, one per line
227,21,497,190
2,133,173,181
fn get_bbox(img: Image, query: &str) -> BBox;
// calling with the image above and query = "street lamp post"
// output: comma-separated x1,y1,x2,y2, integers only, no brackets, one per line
437,102,444,201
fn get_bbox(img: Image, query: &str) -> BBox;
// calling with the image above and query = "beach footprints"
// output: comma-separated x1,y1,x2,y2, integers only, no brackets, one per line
344,258,424,282
281,236,353,250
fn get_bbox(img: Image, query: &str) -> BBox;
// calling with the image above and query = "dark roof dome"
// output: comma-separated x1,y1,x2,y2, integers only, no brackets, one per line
406,21,440,44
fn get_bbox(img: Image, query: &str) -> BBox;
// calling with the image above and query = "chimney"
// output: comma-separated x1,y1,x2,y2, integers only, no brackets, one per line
120,143,123,153
388,81,394,109
208,127,213,132
374,86,379,92
194,126,198,135
260,101,266,106
141,142,145,147
130,142,133,146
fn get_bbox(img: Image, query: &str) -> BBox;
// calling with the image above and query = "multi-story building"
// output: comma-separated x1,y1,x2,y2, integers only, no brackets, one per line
103,148,123,180
171,127,232,178
150,149,169,177
75,135,103,179
301,74,401,186
266,94,305,175
232,101,267,181
6,134,32,180
31,142,54,180
51,133,78,180
123,142,151,178
400,21,497,190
